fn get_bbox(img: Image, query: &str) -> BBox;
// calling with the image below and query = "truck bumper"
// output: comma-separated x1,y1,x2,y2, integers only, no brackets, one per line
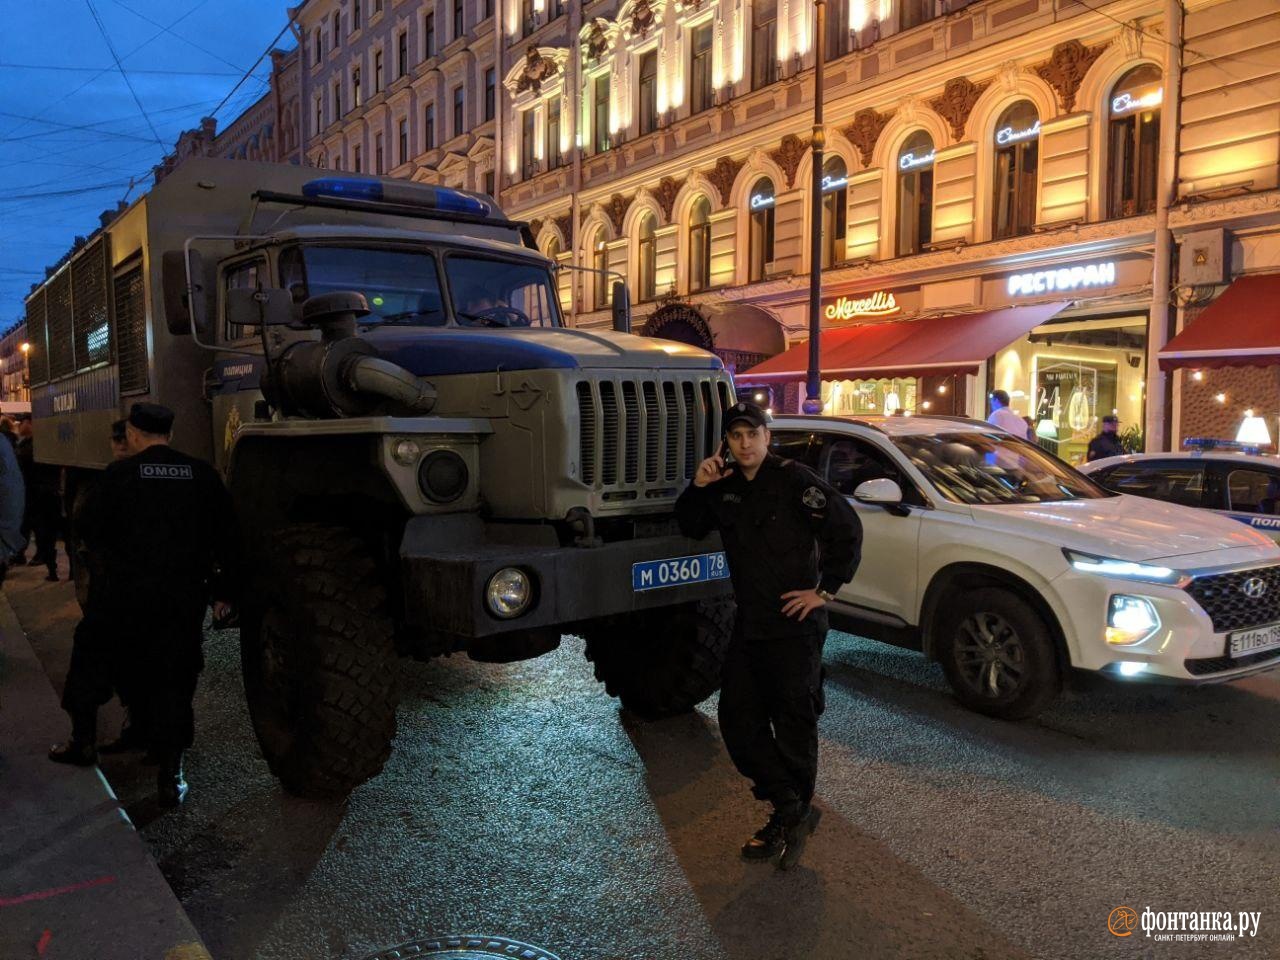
400,515,731,638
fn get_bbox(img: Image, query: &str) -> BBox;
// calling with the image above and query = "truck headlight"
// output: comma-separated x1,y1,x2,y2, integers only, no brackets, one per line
1106,595,1161,646
1064,549,1190,587
486,568,532,619
418,450,468,503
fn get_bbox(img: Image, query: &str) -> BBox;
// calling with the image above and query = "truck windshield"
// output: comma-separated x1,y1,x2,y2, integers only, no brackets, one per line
279,245,560,328
891,431,1111,505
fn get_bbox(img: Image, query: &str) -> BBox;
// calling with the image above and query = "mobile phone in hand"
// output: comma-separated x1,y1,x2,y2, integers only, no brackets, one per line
718,439,734,473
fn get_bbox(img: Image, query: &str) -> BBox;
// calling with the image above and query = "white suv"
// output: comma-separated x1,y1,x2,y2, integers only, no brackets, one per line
768,415,1280,718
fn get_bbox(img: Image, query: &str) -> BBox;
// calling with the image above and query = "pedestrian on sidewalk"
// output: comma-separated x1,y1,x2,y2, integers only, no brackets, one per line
1086,414,1126,462
0,428,26,586
676,401,861,870
49,403,239,807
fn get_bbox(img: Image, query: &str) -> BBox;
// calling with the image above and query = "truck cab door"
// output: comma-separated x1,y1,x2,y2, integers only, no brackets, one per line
209,257,269,474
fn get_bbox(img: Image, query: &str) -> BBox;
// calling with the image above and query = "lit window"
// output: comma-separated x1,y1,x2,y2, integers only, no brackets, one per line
822,156,848,268
748,177,775,282
1108,64,1162,219
897,130,935,256
637,213,657,301
992,100,1039,239
689,196,711,292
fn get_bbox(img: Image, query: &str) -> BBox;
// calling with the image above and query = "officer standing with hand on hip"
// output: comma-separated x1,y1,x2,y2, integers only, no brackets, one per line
50,402,238,807
676,400,860,869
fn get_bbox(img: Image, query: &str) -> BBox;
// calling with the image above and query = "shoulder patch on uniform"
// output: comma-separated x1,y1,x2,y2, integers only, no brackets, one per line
801,486,827,509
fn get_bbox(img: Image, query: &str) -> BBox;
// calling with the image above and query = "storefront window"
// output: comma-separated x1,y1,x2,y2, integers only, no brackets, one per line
689,196,712,292
822,157,848,268
992,101,1039,240
748,177,775,282
821,377,918,416
1108,64,1162,219
993,313,1148,464
897,130,935,256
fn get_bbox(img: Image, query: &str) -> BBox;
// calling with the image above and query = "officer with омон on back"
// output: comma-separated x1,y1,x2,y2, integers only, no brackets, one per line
676,401,861,869
49,402,238,806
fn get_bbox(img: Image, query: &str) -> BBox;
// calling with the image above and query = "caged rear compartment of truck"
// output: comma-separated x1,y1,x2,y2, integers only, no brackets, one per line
24,158,737,798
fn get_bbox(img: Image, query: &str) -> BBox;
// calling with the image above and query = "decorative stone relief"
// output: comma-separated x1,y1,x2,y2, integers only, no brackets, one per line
770,134,810,188
1035,40,1109,113
528,218,545,240
843,108,893,167
554,213,573,244
997,60,1022,95
706,155,746,204
930,77,992,141
605,193,635,235
655,175,684,222
1120,19,1144,59
586,21,610,63
631,0,656,38
515,45,559,95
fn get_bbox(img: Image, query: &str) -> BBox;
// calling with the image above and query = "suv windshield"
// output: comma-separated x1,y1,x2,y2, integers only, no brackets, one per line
279,245,560,328
892,431,1111,505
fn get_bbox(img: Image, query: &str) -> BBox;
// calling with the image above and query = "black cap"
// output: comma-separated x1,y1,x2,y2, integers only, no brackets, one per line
724,400,770,432
128,402,174,436
109,418,127,442
1102,414,1119,424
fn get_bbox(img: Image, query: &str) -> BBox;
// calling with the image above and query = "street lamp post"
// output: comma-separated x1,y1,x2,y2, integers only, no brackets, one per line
802,0,827,414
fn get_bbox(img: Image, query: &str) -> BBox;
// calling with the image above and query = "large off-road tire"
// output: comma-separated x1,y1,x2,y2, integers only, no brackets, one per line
240,524,399,798
583,597,735,718
937,587,1061,720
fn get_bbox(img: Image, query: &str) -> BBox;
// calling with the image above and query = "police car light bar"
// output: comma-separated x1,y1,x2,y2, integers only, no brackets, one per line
301,177,493,217
1182,437,1263,455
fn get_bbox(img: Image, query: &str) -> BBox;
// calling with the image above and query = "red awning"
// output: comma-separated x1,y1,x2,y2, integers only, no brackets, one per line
741,302,1070,381
1159,273,1280,371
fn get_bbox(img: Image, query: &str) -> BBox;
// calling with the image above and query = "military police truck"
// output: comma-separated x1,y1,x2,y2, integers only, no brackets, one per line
25,158,735,797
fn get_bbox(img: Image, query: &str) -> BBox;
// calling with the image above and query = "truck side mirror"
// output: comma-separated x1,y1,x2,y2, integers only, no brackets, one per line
162,249,209,337
225,287,295,329
611,281,631,334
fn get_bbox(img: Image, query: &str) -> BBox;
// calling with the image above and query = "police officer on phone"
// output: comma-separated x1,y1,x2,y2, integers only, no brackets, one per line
676,400,861,869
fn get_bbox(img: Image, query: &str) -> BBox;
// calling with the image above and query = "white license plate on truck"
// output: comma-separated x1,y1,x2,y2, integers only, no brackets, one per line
1228,622,1280,658
632,552,729,592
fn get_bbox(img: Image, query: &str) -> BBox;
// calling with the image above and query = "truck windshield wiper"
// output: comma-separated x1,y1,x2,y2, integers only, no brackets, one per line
378,309,444,325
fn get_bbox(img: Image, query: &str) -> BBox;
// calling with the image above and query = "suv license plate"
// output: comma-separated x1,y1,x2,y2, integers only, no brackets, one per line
632,552,729,592
1228,622,1280,658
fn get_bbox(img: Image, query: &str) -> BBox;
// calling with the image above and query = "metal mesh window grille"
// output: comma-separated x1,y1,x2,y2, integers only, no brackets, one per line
113,265,148,395
46,270,75,379
25,289,49,385
71,238,111,369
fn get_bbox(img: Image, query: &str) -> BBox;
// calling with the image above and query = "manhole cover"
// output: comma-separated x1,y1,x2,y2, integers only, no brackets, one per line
362,935,562,960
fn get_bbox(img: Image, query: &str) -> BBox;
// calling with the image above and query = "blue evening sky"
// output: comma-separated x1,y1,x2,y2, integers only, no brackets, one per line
0,0,294,332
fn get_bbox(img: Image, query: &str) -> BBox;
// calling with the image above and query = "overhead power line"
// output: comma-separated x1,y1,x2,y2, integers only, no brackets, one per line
207,14,297,122
0,61,243,77
84,0,166,147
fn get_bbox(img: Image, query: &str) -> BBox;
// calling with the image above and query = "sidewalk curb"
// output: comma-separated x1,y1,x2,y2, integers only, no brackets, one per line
0,590,214,960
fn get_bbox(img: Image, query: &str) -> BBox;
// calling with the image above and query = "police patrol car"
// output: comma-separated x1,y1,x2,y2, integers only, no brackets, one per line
768,416,1280,720
1079,439,1280,543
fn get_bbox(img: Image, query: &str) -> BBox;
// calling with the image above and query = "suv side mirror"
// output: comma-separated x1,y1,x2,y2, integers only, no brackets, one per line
854,478,904,505
611,281,631,334
226,287,295,329
162,249,209,337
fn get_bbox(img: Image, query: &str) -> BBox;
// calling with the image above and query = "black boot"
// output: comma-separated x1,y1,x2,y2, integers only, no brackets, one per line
49,710,97,766
778,803,822,871
157,750,189,807
741,811,787,861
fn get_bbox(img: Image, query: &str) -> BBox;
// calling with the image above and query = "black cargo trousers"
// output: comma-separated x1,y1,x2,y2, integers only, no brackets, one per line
717,621,826,810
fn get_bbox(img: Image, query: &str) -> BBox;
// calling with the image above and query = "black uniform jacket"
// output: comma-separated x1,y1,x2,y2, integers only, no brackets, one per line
80,444,239,612
1086,433,1125,462
676,454,861,640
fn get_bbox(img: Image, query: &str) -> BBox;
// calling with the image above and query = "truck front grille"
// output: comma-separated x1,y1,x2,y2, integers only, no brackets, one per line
576,374,731,498
1186,564,1280,633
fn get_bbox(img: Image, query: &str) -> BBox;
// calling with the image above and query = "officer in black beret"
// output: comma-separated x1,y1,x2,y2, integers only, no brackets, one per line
676,400,861,869
50,402,238,807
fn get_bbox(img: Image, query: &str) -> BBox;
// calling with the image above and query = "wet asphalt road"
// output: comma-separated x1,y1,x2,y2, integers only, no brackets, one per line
13,572,1280,960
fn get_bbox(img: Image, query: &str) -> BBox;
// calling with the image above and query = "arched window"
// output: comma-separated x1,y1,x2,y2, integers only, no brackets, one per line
592,231,609,309
897,130,935,256
822,156,848,268
992,100,1040,239
689,196,712,292
637,213,657,301
1108,64,1162,219
748,177,775,282
544,235,561,261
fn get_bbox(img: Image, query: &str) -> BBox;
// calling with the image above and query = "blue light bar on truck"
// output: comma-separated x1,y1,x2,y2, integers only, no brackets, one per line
301,177,493,217
1183,437,1263,456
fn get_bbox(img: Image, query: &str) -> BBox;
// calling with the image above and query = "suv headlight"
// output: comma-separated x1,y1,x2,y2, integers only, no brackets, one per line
486,568,532,619
1106,595,1162,646
1063,549,1190,587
